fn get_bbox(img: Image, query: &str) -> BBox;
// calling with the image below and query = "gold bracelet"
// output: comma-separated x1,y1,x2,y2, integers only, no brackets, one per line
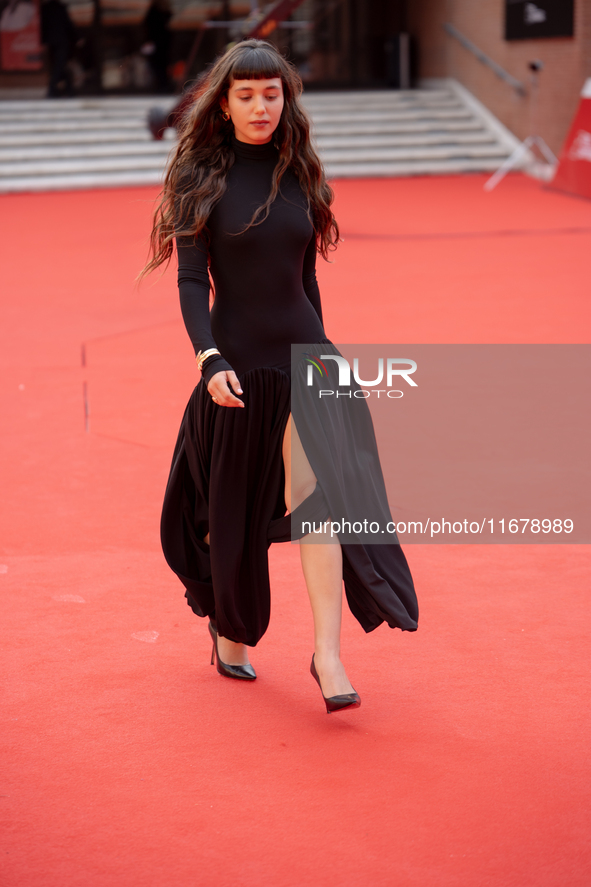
195,348,220,372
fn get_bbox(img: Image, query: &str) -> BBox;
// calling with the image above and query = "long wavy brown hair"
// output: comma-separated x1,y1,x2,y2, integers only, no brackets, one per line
141,39,339,277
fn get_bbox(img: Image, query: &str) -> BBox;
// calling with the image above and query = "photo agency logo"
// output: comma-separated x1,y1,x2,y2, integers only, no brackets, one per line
303,353,418,399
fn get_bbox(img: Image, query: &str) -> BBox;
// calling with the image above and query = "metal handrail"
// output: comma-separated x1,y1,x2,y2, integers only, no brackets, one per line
444,23,527,96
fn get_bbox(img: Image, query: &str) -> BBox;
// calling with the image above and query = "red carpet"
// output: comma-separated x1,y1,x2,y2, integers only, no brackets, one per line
1,174,590,886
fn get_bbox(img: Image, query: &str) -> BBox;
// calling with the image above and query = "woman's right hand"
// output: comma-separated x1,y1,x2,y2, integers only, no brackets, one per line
207,370,244,408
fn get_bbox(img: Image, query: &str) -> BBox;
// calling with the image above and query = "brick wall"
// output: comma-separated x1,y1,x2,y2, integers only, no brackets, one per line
408,0,591,154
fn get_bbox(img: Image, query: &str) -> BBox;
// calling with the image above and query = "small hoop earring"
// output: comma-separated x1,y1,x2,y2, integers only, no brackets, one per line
222,111,230,121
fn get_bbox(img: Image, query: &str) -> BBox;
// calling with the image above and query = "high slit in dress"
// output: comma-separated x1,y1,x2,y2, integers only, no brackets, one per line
160,135,418,646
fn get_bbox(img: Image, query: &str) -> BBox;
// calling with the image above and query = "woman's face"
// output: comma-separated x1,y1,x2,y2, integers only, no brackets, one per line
221,77,284,145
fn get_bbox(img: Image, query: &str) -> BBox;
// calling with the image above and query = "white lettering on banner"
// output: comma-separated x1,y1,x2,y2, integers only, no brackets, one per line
524,3,546,25
569,130,591,163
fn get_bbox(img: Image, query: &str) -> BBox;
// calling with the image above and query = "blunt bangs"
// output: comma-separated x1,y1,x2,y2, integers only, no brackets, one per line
228,45,283,83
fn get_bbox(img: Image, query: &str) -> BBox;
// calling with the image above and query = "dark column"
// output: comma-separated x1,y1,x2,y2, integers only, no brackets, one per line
88,0,103,93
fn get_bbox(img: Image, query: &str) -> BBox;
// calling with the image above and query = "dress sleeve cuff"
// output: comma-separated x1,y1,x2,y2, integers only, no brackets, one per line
201,354,234,386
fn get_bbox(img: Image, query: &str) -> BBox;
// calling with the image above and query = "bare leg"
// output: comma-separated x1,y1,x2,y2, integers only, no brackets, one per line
283,416,355,698
204,531,251,667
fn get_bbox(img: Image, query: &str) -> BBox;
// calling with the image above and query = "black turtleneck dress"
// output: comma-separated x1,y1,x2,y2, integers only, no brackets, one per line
160,136,418,646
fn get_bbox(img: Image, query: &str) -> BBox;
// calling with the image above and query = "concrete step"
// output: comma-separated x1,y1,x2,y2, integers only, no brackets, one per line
325,157,510,177
0,94,462,122
0,170,165,192
0,130,167,147
321,143,509,164
0,119,488,147
302,88,453,104
0,144,509,180
0,156,511,193
315,132,500,149
0,130,503,163
0,118,155,134
0,141,174,162
312,108,476,125
0,82,521,192
0,106,168,122
312,120,486,136
0,106,477,135
0,155,172,177
0,96,170,112
0,94,467,116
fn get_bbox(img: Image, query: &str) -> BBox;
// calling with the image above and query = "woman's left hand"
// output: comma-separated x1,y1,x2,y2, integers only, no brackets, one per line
207,370,244,408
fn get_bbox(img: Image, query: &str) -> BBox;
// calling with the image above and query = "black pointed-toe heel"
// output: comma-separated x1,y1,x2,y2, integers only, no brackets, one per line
310,654,361,713
208,622,256,681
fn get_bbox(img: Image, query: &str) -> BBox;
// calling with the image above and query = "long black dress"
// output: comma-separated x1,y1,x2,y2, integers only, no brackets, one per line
160,135,418,646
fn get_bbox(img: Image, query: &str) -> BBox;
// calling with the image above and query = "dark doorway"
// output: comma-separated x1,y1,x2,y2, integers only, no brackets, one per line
307,0,409,88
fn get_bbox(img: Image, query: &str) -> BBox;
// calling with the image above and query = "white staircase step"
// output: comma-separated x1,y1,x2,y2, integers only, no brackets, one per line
0,155,171,177
0,141,174,162
0,129,176,147
0,144,508,180
321,144,509,163
0,157,512,193
325,158,511,178
0,83,521,192
302,88,453,104
312,117,476,135
310,109,475,125
0,96,172,112
0,170,165,192
0,107,167,123
0,131,502,163
315,132,501,149
0,118,155,134
0,120,487,146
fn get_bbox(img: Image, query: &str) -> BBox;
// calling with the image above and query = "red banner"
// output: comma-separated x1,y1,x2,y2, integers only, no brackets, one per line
245,0,307,39
0,0,42,71
550,79,591,201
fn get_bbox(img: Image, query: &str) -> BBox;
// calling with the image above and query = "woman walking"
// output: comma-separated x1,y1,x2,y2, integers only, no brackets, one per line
144,40,418,713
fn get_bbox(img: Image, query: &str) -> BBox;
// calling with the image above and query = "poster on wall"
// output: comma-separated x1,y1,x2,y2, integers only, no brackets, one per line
505,0,574,40
0,0,42,71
